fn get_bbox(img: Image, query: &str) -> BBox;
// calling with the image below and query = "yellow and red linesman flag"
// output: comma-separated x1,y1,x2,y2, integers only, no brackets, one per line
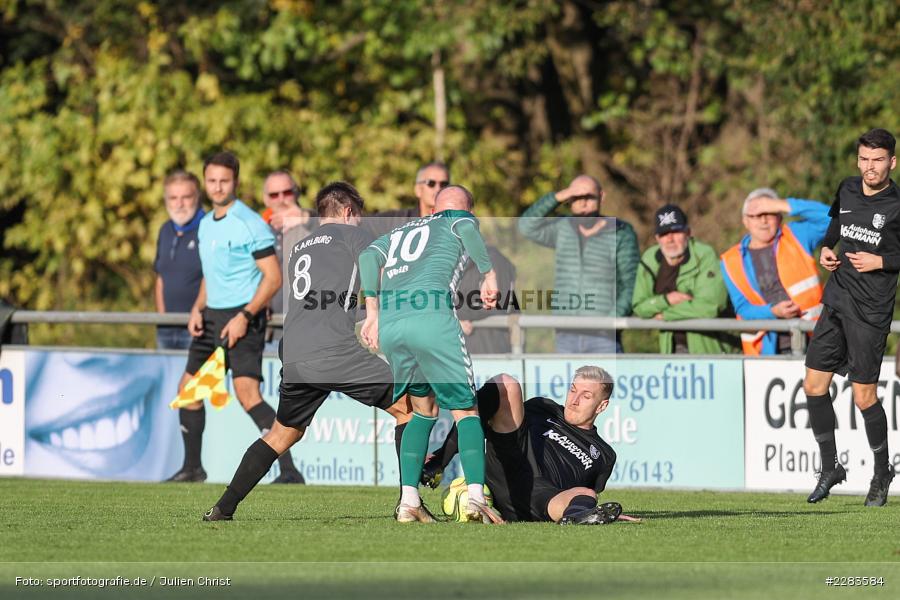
169,346,232,410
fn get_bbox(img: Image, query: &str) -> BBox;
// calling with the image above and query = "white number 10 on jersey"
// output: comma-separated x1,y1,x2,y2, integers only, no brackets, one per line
384,225,430,268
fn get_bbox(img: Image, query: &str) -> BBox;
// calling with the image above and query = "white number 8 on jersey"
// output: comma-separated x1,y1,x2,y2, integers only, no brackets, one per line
292,253,312,300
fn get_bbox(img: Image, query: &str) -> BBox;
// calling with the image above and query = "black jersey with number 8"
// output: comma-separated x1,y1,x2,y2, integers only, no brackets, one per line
282,223,375,363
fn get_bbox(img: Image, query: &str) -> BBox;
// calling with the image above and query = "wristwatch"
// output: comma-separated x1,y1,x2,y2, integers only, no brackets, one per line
240,308,254,322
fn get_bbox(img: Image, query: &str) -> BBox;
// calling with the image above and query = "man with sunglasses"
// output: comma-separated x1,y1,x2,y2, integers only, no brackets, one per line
519,175,639,353
366,162,451,237
261,170,315,353
154,170,205,350
720,188,829,355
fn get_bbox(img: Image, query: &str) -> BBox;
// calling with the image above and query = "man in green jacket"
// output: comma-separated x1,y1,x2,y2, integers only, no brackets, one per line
519,175,639,353
632,205,735,354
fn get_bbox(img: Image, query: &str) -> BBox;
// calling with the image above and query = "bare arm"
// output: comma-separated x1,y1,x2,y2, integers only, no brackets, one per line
245,254,282,316
155,276,165,313
188,279,207,337
219,254,282,347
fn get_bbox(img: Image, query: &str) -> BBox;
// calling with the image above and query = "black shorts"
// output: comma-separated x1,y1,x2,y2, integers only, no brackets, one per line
185,307,267,380
477,388,560,523
277,348,394,430
805,305,888,384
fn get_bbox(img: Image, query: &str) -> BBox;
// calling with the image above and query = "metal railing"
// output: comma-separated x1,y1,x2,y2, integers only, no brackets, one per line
12,310,899,355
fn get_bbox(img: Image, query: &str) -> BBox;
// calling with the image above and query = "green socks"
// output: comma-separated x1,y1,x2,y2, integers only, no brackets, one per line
457,415,486,485
399,413,437,487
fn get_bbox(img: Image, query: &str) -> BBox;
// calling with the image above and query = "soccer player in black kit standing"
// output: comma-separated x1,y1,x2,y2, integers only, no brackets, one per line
203,182,412,521
804,128,898,506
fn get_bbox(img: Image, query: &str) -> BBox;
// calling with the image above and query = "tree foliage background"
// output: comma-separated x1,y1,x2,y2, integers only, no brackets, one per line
0,0,897,346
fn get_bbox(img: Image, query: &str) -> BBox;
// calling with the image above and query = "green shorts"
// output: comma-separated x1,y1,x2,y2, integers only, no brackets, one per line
378,313,477,410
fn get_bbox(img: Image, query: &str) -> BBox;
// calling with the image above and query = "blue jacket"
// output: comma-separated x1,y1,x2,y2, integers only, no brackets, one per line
720,198,830,355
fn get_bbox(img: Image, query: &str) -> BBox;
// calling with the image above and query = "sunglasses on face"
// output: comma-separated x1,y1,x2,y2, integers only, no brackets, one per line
416,179,450,189
267,188,297,200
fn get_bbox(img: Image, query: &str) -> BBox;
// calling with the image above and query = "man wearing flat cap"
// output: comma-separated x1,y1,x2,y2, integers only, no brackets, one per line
632,205,735,354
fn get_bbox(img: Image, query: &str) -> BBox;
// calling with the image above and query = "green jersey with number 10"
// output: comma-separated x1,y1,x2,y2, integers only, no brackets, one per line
363,210,492,322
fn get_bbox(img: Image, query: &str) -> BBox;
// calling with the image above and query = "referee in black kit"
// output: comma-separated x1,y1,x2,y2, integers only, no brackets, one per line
804,129,898,506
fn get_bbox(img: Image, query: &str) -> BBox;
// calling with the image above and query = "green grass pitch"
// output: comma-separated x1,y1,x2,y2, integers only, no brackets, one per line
1,479,898,599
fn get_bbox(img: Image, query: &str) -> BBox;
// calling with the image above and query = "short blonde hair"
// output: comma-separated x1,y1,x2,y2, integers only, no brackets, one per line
573,365,614,401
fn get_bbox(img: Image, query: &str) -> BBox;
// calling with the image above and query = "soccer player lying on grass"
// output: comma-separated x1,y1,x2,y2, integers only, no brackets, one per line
203,182,411,521
422,367,627,525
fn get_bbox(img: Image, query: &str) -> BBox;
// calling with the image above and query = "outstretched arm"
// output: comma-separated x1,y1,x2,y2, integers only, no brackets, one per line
358,247,386,350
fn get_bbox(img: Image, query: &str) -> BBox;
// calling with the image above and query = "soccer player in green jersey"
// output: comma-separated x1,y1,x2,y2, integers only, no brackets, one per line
359,185,503,524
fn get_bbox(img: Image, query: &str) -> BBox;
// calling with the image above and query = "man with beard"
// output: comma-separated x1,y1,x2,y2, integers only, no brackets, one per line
519,175,639,353
632,205,735,353
803,128,899,506
154,170,204,350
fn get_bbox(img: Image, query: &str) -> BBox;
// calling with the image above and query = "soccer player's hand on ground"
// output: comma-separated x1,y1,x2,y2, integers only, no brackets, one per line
361,315,379,351
846,251,883,273
771,300,801,319
480,270,499,309
820,247,841,271
220,315,248,348
188,307,204,337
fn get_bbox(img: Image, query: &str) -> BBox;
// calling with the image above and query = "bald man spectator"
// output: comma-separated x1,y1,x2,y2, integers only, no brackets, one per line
720,188,830,355
261,170,314,351
519,175,639,353
154,170,205,350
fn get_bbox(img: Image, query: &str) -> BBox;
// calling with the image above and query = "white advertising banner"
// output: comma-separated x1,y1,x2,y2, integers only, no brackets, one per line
0,350,25,476
745,359,900,495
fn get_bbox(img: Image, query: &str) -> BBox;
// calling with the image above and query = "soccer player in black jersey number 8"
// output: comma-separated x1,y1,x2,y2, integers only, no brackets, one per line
202,182,413,521
421,367,625,525
804,128,898,506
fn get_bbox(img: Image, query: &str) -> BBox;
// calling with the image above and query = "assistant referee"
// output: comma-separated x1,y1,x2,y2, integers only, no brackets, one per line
803,128,898,506
167,151,302,483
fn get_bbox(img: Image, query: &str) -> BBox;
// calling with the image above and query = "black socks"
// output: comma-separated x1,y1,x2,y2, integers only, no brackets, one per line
861,402,890,475
247,402,298,474
247,401,277,433
179,406,205,469
806,393,838,472
809,392,891,476
394,422,407,463
563,495,598,518
217,438,279,516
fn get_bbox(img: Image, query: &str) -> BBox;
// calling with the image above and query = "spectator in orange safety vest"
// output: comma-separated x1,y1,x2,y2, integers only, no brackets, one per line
720,188,830,355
